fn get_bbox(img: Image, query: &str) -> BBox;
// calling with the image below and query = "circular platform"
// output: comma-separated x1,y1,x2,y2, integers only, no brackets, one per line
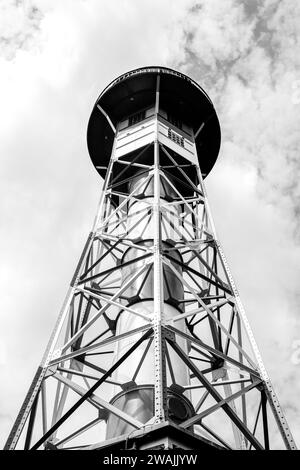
87,66,221,179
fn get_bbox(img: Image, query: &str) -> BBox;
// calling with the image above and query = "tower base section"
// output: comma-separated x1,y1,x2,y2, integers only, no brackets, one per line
88,422,225,451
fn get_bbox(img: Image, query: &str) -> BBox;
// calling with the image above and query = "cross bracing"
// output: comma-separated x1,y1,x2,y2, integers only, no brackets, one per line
4,137,296,450
4,66,297,450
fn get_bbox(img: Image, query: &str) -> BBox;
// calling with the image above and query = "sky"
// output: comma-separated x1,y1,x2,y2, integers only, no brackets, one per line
0,0,300,448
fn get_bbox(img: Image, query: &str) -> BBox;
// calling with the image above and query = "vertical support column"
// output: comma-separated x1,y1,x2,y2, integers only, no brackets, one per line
153,138,167,422
261,391,270,450
153,73,168,422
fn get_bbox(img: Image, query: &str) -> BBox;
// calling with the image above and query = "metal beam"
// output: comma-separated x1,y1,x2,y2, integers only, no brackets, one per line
53,373,144,429
30,328,153,449
166,337,264,450
96,104,116,134
167,324,259,378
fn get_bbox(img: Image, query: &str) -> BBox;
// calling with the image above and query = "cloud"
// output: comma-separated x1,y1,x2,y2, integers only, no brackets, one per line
175,0,300,229
0,0,42,60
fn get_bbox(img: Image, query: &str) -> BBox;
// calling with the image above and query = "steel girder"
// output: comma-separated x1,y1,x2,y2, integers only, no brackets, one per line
4,135,296,451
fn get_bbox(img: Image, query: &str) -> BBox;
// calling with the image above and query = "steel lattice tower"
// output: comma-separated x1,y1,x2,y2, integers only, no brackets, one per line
5,67,297,451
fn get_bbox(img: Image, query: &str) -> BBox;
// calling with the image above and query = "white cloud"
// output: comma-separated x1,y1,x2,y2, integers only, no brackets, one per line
0,0,42,60
185,0,255,67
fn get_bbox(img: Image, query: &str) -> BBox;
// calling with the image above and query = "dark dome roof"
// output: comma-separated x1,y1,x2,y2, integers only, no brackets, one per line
87,66,221,179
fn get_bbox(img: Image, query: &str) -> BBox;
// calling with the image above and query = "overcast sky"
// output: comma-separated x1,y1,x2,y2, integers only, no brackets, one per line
0,0,299,448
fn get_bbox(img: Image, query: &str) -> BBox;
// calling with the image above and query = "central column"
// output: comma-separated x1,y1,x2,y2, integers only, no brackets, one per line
105,151,193,439
105,75,193,439
152,137,167,423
